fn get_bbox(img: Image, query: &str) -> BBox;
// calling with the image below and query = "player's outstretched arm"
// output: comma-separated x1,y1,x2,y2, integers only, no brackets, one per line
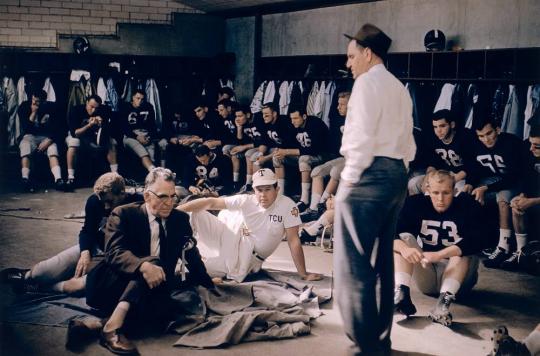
177,197,227,213
285,226,322,281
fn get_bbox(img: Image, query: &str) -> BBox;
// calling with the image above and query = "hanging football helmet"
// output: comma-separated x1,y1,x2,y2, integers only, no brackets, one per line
73,36,90,54
424,29,446,52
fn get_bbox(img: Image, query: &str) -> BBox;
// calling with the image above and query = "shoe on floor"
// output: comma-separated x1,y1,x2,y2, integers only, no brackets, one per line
489,325,531,356
394,284,417,317
100,328,139,355
55,178,66,191
21,178,35,193
0,267,29,284
429,291,455,327
299,229,317,244
63,178,76,192
483,247,510,269
500,250,525,271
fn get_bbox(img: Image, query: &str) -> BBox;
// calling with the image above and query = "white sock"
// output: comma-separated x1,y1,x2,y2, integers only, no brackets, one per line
21,167,30,179
277,179,285,195
524,329,540,355
310,193,321,210
51,166,62,181
305,215,330,236
515,233,528,251
246,175,253,184
233,172,239,182
301,182,311,204
320,191,330,203
160,159,166,168
498,229,512,250
67,169,75,179
24,270,31,279
110,164,118,173
440,278,461,295
395,272,412,287
148,165,156,172
52,281,65,292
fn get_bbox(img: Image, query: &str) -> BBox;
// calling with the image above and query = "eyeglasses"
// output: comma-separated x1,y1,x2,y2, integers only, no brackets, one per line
148,190,178,204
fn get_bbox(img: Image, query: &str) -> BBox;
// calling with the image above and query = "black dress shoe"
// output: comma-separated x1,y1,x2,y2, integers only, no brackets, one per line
100,329,139,355
0,267,29,284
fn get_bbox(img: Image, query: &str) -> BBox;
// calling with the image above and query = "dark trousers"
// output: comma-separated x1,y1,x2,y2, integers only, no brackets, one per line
86,261,176,328
334,157,407,355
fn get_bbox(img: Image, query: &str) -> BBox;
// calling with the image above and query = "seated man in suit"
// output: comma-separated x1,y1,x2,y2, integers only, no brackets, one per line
85,168,215,355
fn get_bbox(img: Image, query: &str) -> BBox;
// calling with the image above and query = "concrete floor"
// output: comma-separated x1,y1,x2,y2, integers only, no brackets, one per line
0,187,538,356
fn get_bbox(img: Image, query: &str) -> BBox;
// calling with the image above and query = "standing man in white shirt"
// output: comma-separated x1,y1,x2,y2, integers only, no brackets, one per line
334,24,416,355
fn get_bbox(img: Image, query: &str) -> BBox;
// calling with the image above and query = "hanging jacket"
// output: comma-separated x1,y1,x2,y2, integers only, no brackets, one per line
42,77,56,102
3,77,20,146
105,78,119,112
434,83,455,112
250,81,267,114
145,78,163,132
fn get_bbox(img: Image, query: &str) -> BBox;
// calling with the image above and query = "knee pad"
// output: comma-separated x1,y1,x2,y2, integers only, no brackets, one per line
66,135,80,148
298,156,312,172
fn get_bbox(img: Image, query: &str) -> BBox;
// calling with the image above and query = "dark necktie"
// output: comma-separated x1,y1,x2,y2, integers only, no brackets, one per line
155,217,167,261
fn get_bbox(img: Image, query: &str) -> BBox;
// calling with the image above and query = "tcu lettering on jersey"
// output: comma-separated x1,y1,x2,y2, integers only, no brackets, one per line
268,214,283,223
296,132,312,148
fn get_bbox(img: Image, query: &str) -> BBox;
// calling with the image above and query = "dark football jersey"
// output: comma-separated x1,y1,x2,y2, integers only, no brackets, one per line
244,117,266,147
464,132,528,192
183,153,233,194
263,116,295,148
120,102,156,139
293,116,329,156
396,194,484,255
428,129,475,174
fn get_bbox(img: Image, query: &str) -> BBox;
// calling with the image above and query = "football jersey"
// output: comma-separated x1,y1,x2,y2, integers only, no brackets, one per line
221,115,237,145
427,129,475,174
161,114,200,139
18,101,58,139
396,194,484,255
243,117,266,147
263,116,295,148
120,102,156,139
68,104,112,146
293,116,329,156
224,194,301,258
183,153,233,194
464,132,528,192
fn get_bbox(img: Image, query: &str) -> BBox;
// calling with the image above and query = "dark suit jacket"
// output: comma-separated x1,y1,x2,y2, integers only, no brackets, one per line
86,202,213,311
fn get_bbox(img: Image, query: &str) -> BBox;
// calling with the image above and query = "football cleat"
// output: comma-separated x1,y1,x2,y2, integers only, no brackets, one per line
429,291,455,327
500,250,525,271
483,247,510,269
394,284,417,317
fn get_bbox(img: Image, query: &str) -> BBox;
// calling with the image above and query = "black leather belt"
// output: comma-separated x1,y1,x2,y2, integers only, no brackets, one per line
253,251,265,261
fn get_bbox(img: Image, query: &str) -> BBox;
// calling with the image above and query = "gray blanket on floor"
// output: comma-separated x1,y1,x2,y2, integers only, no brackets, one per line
2,269,332,347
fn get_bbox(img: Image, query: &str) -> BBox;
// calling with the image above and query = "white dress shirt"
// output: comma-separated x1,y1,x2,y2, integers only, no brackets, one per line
340,64,416,183
146,204,165,257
